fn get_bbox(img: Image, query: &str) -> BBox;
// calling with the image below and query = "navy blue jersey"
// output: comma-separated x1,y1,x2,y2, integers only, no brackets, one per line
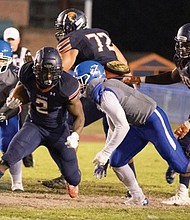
57,28,117,66
19,62,80,128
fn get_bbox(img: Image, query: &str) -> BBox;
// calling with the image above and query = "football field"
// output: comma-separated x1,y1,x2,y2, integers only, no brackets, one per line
0,120,190,219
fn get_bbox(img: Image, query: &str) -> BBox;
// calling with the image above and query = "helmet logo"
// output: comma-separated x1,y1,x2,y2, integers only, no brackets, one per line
67,12,76,22
90,64,99,76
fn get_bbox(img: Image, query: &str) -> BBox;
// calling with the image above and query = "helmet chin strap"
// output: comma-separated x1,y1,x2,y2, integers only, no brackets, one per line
36,82,55,93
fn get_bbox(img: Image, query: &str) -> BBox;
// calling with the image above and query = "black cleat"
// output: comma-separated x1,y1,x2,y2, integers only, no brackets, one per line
42,175,66,189
165,167,176,184
23,154,34,167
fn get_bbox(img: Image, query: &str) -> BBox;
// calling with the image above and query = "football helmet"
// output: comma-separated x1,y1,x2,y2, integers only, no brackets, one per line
0,40,12,73
175,23,190,58
73,60,105,93
55,8,87,40
33,47,62,90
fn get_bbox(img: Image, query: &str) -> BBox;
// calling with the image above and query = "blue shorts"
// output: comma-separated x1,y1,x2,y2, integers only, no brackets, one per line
0,115,19,153
110,106,189,174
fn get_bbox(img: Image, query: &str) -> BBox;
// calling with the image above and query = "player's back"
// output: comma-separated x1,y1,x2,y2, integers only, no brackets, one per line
58,28,118,66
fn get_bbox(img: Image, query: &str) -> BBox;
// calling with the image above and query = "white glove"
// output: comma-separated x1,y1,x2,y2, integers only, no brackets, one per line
93,150,110,166
65,132,79,149
0,113,6,123
6,97,22,109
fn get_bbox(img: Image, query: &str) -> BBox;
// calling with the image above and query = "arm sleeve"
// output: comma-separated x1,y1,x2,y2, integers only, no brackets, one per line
145,69,181,84
100,91,130,155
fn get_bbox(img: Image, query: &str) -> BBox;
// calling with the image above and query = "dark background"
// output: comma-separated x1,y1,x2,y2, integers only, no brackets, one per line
92,0,190,61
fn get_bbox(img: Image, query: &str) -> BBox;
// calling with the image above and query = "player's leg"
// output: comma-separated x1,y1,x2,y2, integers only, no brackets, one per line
20,104,34,168
41,97,104,189
1,121,42,174
110,127,149,206
162,133,190,205
9,161,23,191
102,115,136,198
0,115,23,191
145,106,189,174
47,124,81,198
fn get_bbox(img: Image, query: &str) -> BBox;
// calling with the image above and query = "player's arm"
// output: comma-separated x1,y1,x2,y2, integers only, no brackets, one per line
6,82,30,109
93,91,130,166
140,67,181,84
65,96,85,149
59,49,79,72
67,96,85,135
113,44,129,66
0,102,20,123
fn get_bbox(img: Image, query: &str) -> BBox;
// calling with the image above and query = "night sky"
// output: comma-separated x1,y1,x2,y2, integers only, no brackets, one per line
92,1,190,61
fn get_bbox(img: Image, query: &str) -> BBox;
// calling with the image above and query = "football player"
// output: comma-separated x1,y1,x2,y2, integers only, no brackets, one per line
3,27,34,168
41,8,138,189
135,23,190,205
78,69,190,206
0,47,85,198
0,40,23,191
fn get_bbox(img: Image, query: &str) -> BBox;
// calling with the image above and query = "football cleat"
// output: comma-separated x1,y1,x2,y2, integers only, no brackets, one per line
165,167,176,184
161,184,190,205
124,197,149,206
23,154,34,168
65,182,79,198
42,175,66,189
11,182,24,192
125,190,132,198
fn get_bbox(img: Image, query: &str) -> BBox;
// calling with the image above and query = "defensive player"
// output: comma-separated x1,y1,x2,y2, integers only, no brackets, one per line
3,27,34,168
41,7,138,189
0,40,23,191
136,23,190,205
0,47,85,198
79,73,190,205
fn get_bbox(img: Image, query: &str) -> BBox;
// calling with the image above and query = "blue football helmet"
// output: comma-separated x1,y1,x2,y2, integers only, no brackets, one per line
33,47,62,90
55,8,87,40
0,40,12,73
175,23,190,58
73,60,105,93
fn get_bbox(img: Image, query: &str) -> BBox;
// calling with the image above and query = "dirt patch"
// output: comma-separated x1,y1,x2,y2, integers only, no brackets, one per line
0,192,185,209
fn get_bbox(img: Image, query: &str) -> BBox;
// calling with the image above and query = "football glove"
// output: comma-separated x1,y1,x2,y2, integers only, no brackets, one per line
94,160,109,179
174,120,190,139
122,76,141,88
93,150,110,166
6,96,22,109
65,132,79,149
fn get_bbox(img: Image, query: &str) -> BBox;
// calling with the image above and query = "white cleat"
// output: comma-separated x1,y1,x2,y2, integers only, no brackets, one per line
124,196,149,206
162,184,190,205
11,182,24,192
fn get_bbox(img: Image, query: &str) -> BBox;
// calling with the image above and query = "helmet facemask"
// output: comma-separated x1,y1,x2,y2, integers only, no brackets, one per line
34,63,61,90
175,37,190,59
0,54,12,73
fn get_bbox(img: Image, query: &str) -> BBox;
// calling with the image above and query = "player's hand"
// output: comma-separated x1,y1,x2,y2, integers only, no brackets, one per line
6,97,22,109
174,122,190,139
0,113,6,123
94,160,109,179
65,132,79,149
122,76,141,88
93,150,110,166
24,53,33,63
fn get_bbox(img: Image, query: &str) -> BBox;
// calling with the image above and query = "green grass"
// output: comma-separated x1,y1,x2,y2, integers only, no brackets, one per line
0,120,190,219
